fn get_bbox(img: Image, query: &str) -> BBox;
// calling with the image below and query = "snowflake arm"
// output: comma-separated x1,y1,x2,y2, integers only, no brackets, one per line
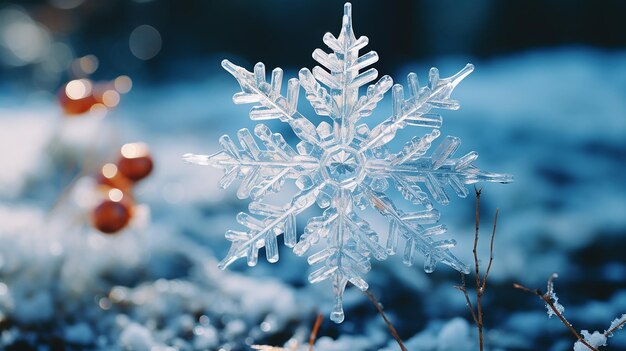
365,189,469,274
218,183,325,269
184,124,319,200
366,130,513,206
294,189,387,323
301,3,393,144
221,60,320,146
361,64,474,151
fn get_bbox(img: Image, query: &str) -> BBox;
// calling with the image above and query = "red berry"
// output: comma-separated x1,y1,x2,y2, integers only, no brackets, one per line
58,79,99,116
117,143,153,182
91,189,133,234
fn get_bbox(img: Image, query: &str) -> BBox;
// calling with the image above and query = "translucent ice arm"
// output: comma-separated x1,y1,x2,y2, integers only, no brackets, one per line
301,2,392,143
361,64,475,151
295,189,386,323
222,60,320,146
183,124,319,200
218,183,325,270
366,189,469,274
349,75,393,120
366,132,513,206
298,67,335,117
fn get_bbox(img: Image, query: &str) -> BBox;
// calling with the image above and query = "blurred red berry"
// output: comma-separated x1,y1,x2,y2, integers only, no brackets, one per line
91,189,133,234
117,143,153,182
58,79,99,116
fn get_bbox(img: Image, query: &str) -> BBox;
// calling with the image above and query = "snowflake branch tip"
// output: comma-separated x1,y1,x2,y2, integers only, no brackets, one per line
182,153,211,166
450,63,475,88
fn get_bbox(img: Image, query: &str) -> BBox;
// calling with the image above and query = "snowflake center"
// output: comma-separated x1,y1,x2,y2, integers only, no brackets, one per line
320,146,365,189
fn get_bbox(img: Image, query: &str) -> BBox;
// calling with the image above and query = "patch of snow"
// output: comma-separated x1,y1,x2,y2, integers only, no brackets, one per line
573,330,607,351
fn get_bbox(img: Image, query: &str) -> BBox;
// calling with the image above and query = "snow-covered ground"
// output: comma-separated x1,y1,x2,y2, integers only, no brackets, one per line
0,48,625,350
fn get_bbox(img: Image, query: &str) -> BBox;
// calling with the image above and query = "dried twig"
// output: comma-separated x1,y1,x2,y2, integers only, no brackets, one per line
514,275,600,351
473,188,485,351
482,208,498,292
308,313,323,351
455,187,499,351
364,289,407,351
456,274,478,326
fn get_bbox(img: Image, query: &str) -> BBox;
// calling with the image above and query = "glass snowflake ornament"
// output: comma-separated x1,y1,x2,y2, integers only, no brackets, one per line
184,2,512,323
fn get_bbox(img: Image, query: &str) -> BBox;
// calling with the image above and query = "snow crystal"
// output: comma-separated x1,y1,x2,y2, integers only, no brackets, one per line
546,274,565,319
184,2,511,323
573,330,607,351
546,291,565,319
606,314,626,336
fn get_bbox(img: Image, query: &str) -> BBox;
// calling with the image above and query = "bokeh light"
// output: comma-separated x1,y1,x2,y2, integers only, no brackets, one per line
114,75,133,94
107,188,124,203
65,79,92,100
129,25,162,60
121,142,149,159
101,90,120,108
101,163,118,179
0,7,51,67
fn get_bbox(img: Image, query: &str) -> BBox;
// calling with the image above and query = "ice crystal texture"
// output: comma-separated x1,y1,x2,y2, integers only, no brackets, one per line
184,2,512,323
573,331,607,351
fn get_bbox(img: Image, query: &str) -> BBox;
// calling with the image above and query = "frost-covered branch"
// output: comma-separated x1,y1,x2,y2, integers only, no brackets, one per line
513,274,626,351
605,314,626,337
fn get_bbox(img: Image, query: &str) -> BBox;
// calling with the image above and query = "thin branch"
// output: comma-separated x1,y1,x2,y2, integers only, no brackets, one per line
481,208,499,291
605,317,626,338
473,187,485,351
364,290,406,351
308,313,323,351
513,281,599,351
460,188,500,351
511,283,539,295
454,274,478,326
473,187,482,292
